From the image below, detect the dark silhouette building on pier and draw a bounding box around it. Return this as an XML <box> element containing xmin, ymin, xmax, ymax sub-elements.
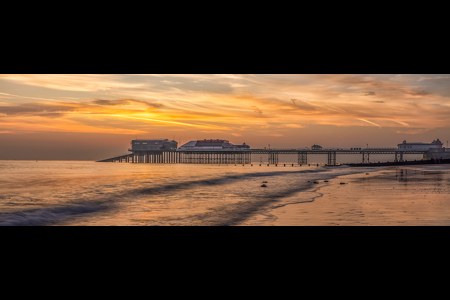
<box><xmin>130</xmin><ymin>139</ymin><xmax>178</xmax><ymax>151</ymax></box>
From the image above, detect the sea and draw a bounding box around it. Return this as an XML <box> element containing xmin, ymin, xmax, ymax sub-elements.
<box><xmin>0</xmin><ymin>160</ymin><xmax>383</xmax><ymax>226</ymax></box>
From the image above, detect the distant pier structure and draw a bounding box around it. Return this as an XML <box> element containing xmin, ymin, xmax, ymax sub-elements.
<box><xmin>97</xmin><ymin>138</ymin><xmax>448</xmax><ymax>165</ymax></box>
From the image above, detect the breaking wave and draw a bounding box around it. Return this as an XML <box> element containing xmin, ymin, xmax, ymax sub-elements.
<box><xmin>0</xmin><ymin>203</ymin><xmax>109</xmax><ymax>226</ymax></box>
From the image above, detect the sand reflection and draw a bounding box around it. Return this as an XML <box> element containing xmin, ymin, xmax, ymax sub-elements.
<box><xmin>248</xmin><ymin>166</ymin><xmax>450</xmax><ymax>226</ymax></box>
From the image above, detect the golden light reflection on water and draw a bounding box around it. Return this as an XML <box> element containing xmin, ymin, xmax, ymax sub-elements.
<box><xmin>257</xmin><ymin>166</ymin><xmax>450</xmax><ymax>226</ymax></box>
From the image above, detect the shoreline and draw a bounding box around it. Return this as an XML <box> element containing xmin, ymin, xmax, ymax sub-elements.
<box><xmin>242</xmin><ymin>165</ymin><xmax>450</xmax><ymax>226</ymax></box>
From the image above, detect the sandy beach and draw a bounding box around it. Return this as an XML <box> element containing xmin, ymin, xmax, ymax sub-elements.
<box><xmin>244</xmin><ymin>165</ymin><xmax>450</xmax><ymax>226</ymax></box>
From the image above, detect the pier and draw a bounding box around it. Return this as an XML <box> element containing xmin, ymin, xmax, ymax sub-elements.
<box><xmin>97</xmin><ymin>148</ymin><xmax>429</xmax><ymax>165</ymax></box>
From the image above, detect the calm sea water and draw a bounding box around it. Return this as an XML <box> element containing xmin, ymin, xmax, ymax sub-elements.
<box><xmin>0</xmin><ymin>160</ymin><xmax>381</xmax><ymax>226</ymax></box>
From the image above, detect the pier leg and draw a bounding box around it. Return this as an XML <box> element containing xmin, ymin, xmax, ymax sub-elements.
<box><xmin>298</xmin><ymin>152</ymin><xmax>307</xmax><ymax>164</ymax></box>
<box><xmin>362</xmin><ymin>152</ymin><xmax>370</xmax><ymax>163</ymax></box>
<box><xmin>268</xmin><ymin>152</ymin><xmax>278</xmax><ymax>164</ymax></box>
<box><xmin>327</xmin><ymin>152</ymin><xmax>336</xmax><ymax>165</ymax></box>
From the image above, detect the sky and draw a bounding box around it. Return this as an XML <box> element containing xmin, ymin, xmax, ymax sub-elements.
<box><xmin>1</xmin><ymin>74</ymin><xmax>450</xmax><ymax>160</ymax></box>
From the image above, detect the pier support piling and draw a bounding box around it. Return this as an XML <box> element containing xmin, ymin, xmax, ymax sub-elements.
<box><xmin>362</xmin><ymin>152</ymin><xmax>370</xmax><ymax>164</ymax></box>
<box><xmin>268</xmin><ymin>152</ymin><xmax>279</xmax><ymax>164</ymax></box>
<box><xmin>395</xmin><ymin>152</ymin><xmax>404</xmax><ymax>162</ymax></box>
<box><xmin>298</xmin><ymin>152</ymin><xmax>307</xmax><ymax>164</ymax></box>
<box><xmin>327</xmin><ymin>151</ymin><xmax>337</xmax><ymax>165</ymax></box>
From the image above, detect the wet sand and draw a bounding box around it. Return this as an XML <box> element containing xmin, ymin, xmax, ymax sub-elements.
<box><xmin>245</xmin><ymin>166</ymin><xmax>450</xmax><ymax>226</ymax></box>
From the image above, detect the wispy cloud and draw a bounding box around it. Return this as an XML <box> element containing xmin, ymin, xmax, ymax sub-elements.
<box><xmin>358</xmin><ymin>118</ymin><xmax>382</xmax><ymax>128</ymax></box>
<box><xmin>1</xmin><ymin>74</ymin><xmax>450</xmax><ymax>138</ymax></box>
<box><xmin>251</xmin><ymin>106</ymin><xmax>263</xmax><ymax>114</ymax></box>
<box><xmin>0</xmin><ymin>74</ymin><xmax>146</xmax><ymax>92</ymax></box>
<box><xmin>91</xmin><ymin>98</ymin><xmax>163</xmax><ymax>108</ymax></box>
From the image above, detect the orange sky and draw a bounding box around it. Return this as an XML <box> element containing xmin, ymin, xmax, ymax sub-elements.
<box><xmin>1</xmin><ymin>74</ymin><xmax>450</xmax><ymax>160</ymax></box>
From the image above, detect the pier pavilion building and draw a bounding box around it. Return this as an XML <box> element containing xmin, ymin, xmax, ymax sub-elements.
<box><xmin>179</xmin><ymin>139</ymin><xmax>250</xmax><ymax>150</ymax></box>
<box><xmin>398</xmin><ymin>139</ymin><xmax>443</xmax><ymax>150</ymax></box>
<box><xmin>130</xmin><ymin>139</ymin><xmax>178</xmax><ymax>151</ymax></box>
